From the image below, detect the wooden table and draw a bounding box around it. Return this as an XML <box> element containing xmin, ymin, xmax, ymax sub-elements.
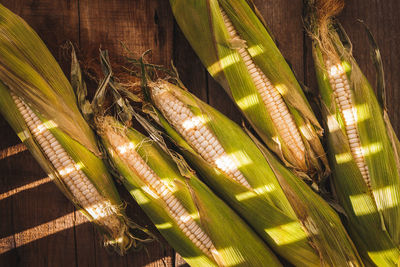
<box><xmin>0</xmin><ymin>0</ymin><xmax>399</xmax><ymax>266</ymax></box>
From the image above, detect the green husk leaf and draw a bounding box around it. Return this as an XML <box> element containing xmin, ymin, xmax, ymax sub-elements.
<box><xmin>97</xmin><ymin>115</ymin><xmax>282</xmax><ymax>267</ymax></box>
<box><xmin>247</xmin><ymin>127</ymin><xmax>363</xmax><ymax>266</ymax></box>
<box><xmin>143</xmin><ymin>79</ymin><xmax>362</xmax><ymax>266</ymax></box>
<box><xmin>0</xmin><ymin>4</ymin><xmax>99</xmax><ymax>155</ymax></box>
<box><xmin>169</xmin><ymin>0</ymin><xmax>329</xmax><ymax>179</ymax></box>
<box><xmin>0</xmin><ymin>6</ymin><xmax>153</xmax><ymax>252</ymax></box>
<box><xmin>93</xmin><ymin>54</ymin><xmax>282</xmax><ymax>267</ymax></box>
<box><xmin>0</xmin><ymin>82</ymin><xmax>141</xmax><ymax>254</ymax></box>
<box><xmin>307</xmin><ymin>0</ymin><xmax>400</xmax><ymax>264</ymax></box>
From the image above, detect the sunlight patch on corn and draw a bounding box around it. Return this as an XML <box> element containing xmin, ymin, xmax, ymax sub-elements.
<box><xmin>130</xmin><ymin>189</ymin><xmax>151</xmax><ymax>205</ymax></box>
<box><xmin>189</xmin><ymin>212</ymin><xmax>200</xmax><ymax>220</ymax></box>
<box><xmin>298</xmin><ymin>125</ymin><xmax>314</xmax><ymax>141</ymax></box>
<box><xmin>182</xmin><ymin>116</ymin><xmax>203</xmax><ymax>131</ymax></box>
<box><xmin>254</xmin><ymin>184</ymin><xmax>276</xmax><ymax>194</ymax></box>
<box><xmin>335</xmin><ymin>152</ymin><xmax>353</xmax><ymax>164</ymax></box>
<box><xmin>85</xmin><ymin>201</ymin><xmax>113</xmax><ymax>220</ymax></box>
<box><xmin>235</xmin><ymin>191</ymin><xmax>256</xmax><ymax>201</ymax></box>
<box><xmin>218</xmin><ymin>246</ymin><xmax>246</xmax><ymax>266</ymax></box>
<box><xmin>116</xmin><ymin>142</ymin><xmax>135</xmax><ymax>155</ymax></box>
<box><xmin>236</xmin><ymin>93</ymin><xmax>259</xmax><ymax>110</ymax></box>
<box><xmin>355</xmin><ymin>103</ymin><xmax>371</xmax><ymax>123</ymax></box>
<box><xmin>208</xmin><ymin>52</ymin><xmax>240</xmax><ymax>76</ymax></box>
<box><xmin>373</xmin><ymin>186</ymin><xmax>399</xmax><ymax>209</ymax></box>
<box><xmin>367</xmin><ymin>248</ymin><xmax>399</xmax><ymax>261</ymax></box>
<box><xmin>349</xmin><ymin>193</ymin><xmax>377</xmax><ymax>216</ymax></box>
<box><xmin>215</xmin><ymin>155</ymin><xmax>237</xmax><ymax>173</ymax></box>
<box><xmin>363</xmin><ymin>142</ymin><xmax>383</xmax><ymax>157</ymax></box>
<box><xmin>247</xmin><ymin>45</ymin><xmax>265</xmax><ymax>58</ymax></box>
<box><xmin>329</xmin><ymin>63</ymin><xmax>346</xmax><ymax>77</ymax></box>
<box><xmin>274</xmin><ymin>84</ymin><xmax>289</xmax><ymax>97</ymax></box>
<box><xmin>265</xmin><ymin>221</ymin><xmax>308</xmax><ymax>246</ymax></box>
<box><xmin>235</xmin><ymin>184</ymin><xmax>276</xmax><ymax>201</ymax></box>
<box><xmin>140</xmin><ymin>185</ymin><xmax>160</xmax><ymax>200</ymax></box>
<box><xmin>326</xmin><ymin>114</ymin><xmax>341</xmax><ymax>132</ymax></box>
<box><xmin>59</xmin><ymin>162</ymin><xmax>83</xmax><ymax>176</ymax></box>
<box><xmin>155</xmin><ymin>222</ymin><xmax>173</xmax><ymax>230</ymax></box>
<box><xmin>32</xmin><ymin>119</ymin><xmax>57</xmax><ymax>135</ymax></box>
<box><xmin>17</xmin><ymin>129</ymin><xmax>30</xmax><ymax>142</ymax></box>
<box><xmin>228</xmin><ymin>150</ymin><xmax>253</xmax><ymax>168</ymax></box>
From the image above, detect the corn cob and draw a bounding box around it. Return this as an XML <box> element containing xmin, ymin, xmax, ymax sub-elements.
<box><xmin>12</xmin><ymin>94</ymin><xmax>119</xmax><ymax>228</ymax></box>
<box><xmin>0</xmin><ymin>4</ymin><xmax>144</xmax><ymax>253</ymax></box>
<box><xmin>152</xmin><ymin>87</ymin><xmax>251</xmax><ymax>190</ymax></box>
<box><xmin>143</xmin><ymin>79</ymin><xmax>362</xmax><ymax>266</ymax></box>
<box><xmin>306</xmin><ymin>0</ymin><xmax>400</xmax><ymax>265</ymax></box>
<box><xmin>96</xmin><ymin>115</ymin><xmax>282</xmax><ymax>267</ymax></box>
<box><xmin>324</xmin><ymin>60</ymin><xmax>372</xmax><ymax>185</ymax></box>
<box><xmin>169</xmin><ymin>0</ymin><xmax>329</xmax><ymax>181</ymax></box>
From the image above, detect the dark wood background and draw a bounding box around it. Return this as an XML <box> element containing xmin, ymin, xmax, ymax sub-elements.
<box><xmin>0</xmin><ymin>0</ymin><xmax>398</xmax><ymax>266</ymax></box>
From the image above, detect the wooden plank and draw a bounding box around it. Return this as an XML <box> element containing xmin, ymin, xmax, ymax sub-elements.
<box><xmin>79</xmin><ymin>0</ymin><xmax>173</xmax><ymax>66</ymax></box>
<box><xmin>1</xmin><ymin>0</ymin><xmax>399</xmax><ymax>266</ymax></box>
<box><xmin>78</xmin><ymin>1</ymin><xmax>175</xmax><ymax>266</ymax></box>
<box><xmin>338</xmin><ymin>0</ymin><xmax>400</xmax><ymax>132</ymax></box>
<box><xmin>1</xmin><ymin>0</ymin><xmax>80</xmax><ymax>73</ymax></box>
<box><xmin>0</xmin><ymin>0</ymin><xmax>79</xmax><ymax>266</ymax></box>
<box><xmin>254</xmin><ymin>0</ymin><xmax>305</xmax><ymax>79</ymax></box>
<box><xmin>172</xmin><ymin>21</ymin><xmax>208</xmax><ymax>102</ymax></box>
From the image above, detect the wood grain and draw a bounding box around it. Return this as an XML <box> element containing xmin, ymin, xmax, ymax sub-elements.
<box><xmin>79</xmin><ymin>0</ymin><xmax>173</xmax><ymax>66</ymax></box>
<box><xmin>339</xmin><ymin>0</ymin><xmax>400</xmax><ymax>132</ymax></box>
<box><xmin>0</xmin><ymin>0</ymin><xmax>399</xmax><ymax>266</ymax></box>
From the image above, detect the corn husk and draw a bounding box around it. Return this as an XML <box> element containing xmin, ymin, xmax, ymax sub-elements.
<box><xmin>0</xmin><ymin>4</ymin><xmax>149</xmax><ymax>253</ymax></box>
<box><xmin>89</xmin><ymin>53</ymin><xmax>282</xmax><ymax>266</ymax></box>
<box><xmin>96</xmin><ymin>116</ymin><xmax>282</xmax><ymax>267</ymax></box>
<box><xmin>305</xmin><ymin>0</ymin><xmax>400</xmax><ymax>265</ymax></box>
<box><xmin>169</xmin><ymin>0</ymin><xmax>329</xmax><ymax>181</ymax></box>
<box><xmin>142</xmin><ymin>79</ymin><xmax>362</xmax><ymax>266</ymax></box>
